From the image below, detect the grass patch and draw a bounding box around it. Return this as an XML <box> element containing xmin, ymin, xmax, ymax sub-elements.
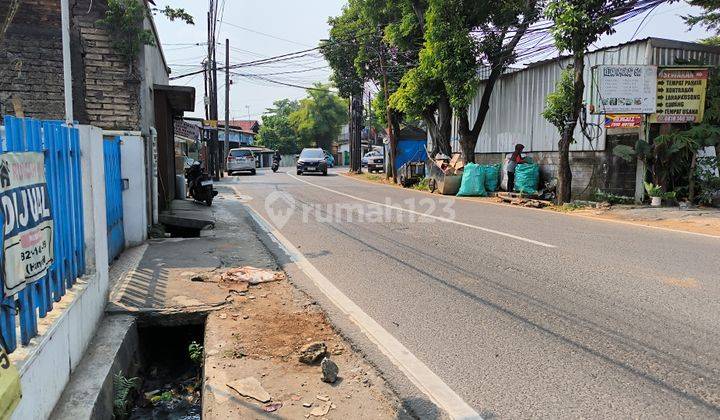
<box><xmin>411</xmin><ymin>178</ymin><xmax>431</xmax><ymax>191</ymax></box>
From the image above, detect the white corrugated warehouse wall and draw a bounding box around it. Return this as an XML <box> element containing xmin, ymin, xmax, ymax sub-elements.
<box><xmin>448</xmin><ymin>38</ymin><xmax>720</xmax><ymax>156</ymax></box>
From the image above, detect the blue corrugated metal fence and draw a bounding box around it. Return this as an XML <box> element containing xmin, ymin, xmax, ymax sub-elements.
<box><xmin>104</xmin><ymin>137</ymin><xmax>124</xmax><ymax>262</ymax></box>
<box><xmin>0</xmin><ymin>116</ymin><xmax>85</xmax><ymax>353</ymax></box>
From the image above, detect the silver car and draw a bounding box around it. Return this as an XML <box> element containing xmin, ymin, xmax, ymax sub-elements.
<box><xmin>226</xmin><ymin>148</ymin><xmax>256</xmax><ymax>175</ymax></box>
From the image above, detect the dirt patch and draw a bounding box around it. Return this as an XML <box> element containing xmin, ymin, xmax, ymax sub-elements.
<box><xmin>203</xmin><ymin>276</ymin><xmax>403</xmax><ymax>419</ymax></box>
<box><xmin>566</xmin><ymin>207</ymin><xmax>720</xmax><ymax>237</ymax></box>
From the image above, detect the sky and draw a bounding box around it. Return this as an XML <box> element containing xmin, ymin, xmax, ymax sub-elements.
<box><xmin>152</xmin><ymin>1</ymin><xmax>714</xmax><ymax>121</ymax></box>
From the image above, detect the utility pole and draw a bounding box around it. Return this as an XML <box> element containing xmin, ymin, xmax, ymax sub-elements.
<box><xmin>206</xmin><ymin>10</ymin><xmax>215</xmax><ymax>177</ymax></box>
<box><xmin>224</xmin><ymin>38</ymin><xmax>230</xmax><ymax>169</ymax></box>
<box><xmin>207</xmin><ymin>0</ymin><xmax>220</xmax><ymax>180</ymax></box>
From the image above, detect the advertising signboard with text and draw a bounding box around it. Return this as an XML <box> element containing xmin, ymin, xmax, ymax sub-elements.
<box><xmin>0</xmin><ymin>152</ymin><xmax>53</xmax><ymax>297</ymax></box>
<box><xmin>594</xmin><ymin>65</ymin><xmax>657</xmax><ymax>114</ymax></box>
<box><xmin>650</xmin><ymin>67</ymin><xmax>708</xmax><ymax>123</ymax></box>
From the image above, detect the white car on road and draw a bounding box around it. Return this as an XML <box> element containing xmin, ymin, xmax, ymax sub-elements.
<box><xmin>226</xmin><ymin>148</ymin><xmax>256</xmax><ymax>175</ymax></box>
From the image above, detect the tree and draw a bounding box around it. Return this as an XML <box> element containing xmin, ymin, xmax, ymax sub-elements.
<box><xmin>97</xmin><ymin>0</ymin><xmax>193</xmax><ymax>74</ymax></box>
<box><xmin>323</xmin><ymin>0</ymin><xmax>435</xmax><ymax>180</ymax></box>
<box><xmin>256</xmin><ymin>99</ymin><xmax>301</xmax><ymax>154</ymax></box>
<box><xmin>422</xmin><ymin>0</ymin><xmax>541</xmax><ymax>163</ymax></box>
<box><xmin>681</xmin><ymin>0</ymin><xmax>720</xmax><ymax>33</ymax></box>
<box><xmin>289</xmin><ymin>85</ymin><xmax>348</xmax><ymax>151</ymax></box>
<box><xmin>542</xmin><ymin>69</ymin><xmax>576</xmax><ymax>134</ymax></box>
<box><xmin>388</xmin><ymin>0</ymin><xmax>454</xmax><ymax>158</ymax></box>
<box><xmin>545</xmin><ymin>0</ymin><xmax>637</xmax><ymax>203</ymax></box>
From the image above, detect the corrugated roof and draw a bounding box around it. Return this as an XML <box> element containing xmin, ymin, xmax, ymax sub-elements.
<box><xmin>220</xmin><ymin>120</ymin><xmax>260</xmax><ymax>133</ymax></box>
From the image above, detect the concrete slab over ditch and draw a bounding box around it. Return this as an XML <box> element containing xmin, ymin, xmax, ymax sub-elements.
<box><xmin>159</xmin><ymin>199</ymin><xmax>216</xmax><ymax>230</ymax></box>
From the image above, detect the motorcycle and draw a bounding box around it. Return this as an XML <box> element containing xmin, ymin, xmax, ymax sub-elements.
<box><xmin>271</xmin><ymin>155</ymin><xmax>280</xmax><ymax>173</ymax></box>
<box><xmin>185</xmin><ymin>161</ymin><xmax>218</xmax><ymax>206</ymax></box>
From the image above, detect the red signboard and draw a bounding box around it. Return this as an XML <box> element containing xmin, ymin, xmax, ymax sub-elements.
<box><xmin>605</xmin><ymin>114</ymin><xmax>642</xmax><ymax>128</ymax></box>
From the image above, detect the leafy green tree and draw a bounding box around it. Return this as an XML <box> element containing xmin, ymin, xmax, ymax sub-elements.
<box><xmin>98</xmin><ymin>0</ymin><xmax>192</xmax><ymax>74</ymax></box>
<box><xmin>545</xmin><ymin>0</ymin><xmax>637</xmax><ymax>203</ymax></box>
<box><xmin>322</xmin><ymin>0</ymin><xmax>409</xmax><ymax>179</ymax></box>
<box><xmin>256</xmin><ymin>99</ymin><xmax>301</xmax><ymax>154</ymax></box>
<box><xmin>542</xmin><ymin>69</ymin><xmax>576</xmax><ymax>133</ymax></box>
<box><xmin>388</xmin><ymin>0</ymin><xmax>454</xmax><ymax>158</ymax></box>
<box><xmin>682</xmin><ymin>0</ymin><xmax>720</xmax><ymax>33</ymax></box>
<box><xmin>421</xmin><ymin>0</ymin><xmax>541</xmax><ymax>163</ymax></box>
<box><xmin>289</xmin><ymin>84</ymin><xmax>348</xmax><ymax>151</ymax></box>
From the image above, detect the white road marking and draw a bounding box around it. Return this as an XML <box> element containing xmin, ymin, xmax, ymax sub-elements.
<box><xmin>341</xmin><ymin>171</ymin><xmax>720</xmax><ymax>241</ymax></box>
<box><xmin>287</xmin><ymin>172</ymin><xmax>556</xmax><ymax>248</ymax></box>
<box><xmin>243</xmin><ymin>202</ymin><xmax>482</xmax><ymax>420</ymax></box>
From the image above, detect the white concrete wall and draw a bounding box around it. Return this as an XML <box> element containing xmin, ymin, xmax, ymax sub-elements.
<box><xmin>12</xmin><ymin>125</ymin><xmax>109</xmax><ymax>420</ymax></box>
<box><xmin>119</xmin><ymin>135</ymin><xmax>148</xmax><ymax>247</ymax></box>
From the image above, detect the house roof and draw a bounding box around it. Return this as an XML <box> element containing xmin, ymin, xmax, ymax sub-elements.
<box><xmin>220</xmin><ymin>120</ymin><xmax>260</xmax><ymax>133</ymax></box>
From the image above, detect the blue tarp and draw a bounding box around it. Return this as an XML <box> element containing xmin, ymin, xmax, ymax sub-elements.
<box><xmin>395</xmin><ymin>139</ymin><xmax>427</xmax><ymax>170</ymax></box>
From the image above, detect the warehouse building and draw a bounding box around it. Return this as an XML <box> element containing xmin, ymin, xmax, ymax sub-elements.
<box><xmin>444</xmin><ymin>38</ymin><xmax>720</xmax><ymax>198</ymax></box>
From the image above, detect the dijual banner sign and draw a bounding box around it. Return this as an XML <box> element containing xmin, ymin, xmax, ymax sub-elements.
<box><xmin>0</xmin><ymin>152</ymin><xmax>53</xmax><ymax>297</ymax></box>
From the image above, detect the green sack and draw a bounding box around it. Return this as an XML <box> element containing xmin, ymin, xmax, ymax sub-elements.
<box><xmin>514</xmin><ymin>163</ymin><xmax>540</xmax><ymax>195</ymax></box>
<box><xmin>456</xmin><ymin>163</ymin><xmax>487</xmax><ymax>197</ymax></box>
<box><xmin>483</xmin><ymin>164</ymin><xmax>501</xmax><ymax>192</ymax></box>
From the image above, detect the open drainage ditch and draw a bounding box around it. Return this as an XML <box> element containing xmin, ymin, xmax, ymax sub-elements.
<box><xmin>120</xmin><ymin>318</ymin><xmax>206</xmax><ymax>420</ymax></box>
<box><xmin>164</xmin><ymin>225</ymin><xmax>202</xmax><ymax>238</ymax></box>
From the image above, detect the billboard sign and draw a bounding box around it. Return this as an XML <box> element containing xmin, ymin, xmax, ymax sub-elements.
<box><xmin>595</xmin><ymin>65</ymin><xmax>657</xmax><ymax>114</ymax></box>
<box><xmin>0</xmin><ymin>152</ymin><xmax>53</xmax><ymax>297</ymax></box>
<box><xmin>651</xmin><ymin>67</ymin><xmax>708</xmax><ymax>123</ymax></box>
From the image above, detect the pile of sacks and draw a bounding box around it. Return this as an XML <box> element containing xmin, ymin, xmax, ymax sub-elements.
<box><xmin>456</xmin><ymin>163</ymin><xmax>502</xmax><ymax>197</ymax></box>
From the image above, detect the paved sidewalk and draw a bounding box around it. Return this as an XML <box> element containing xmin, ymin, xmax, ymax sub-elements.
<box><xmin>107</xmin><ymin>186</ymin><xmax>405</xmax><ymax>418</ymax></box>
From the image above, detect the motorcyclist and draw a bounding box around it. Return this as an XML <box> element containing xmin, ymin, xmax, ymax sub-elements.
<box><xmin>273</xmin><ymin>150</ymin><xmax>281</xmax><ymax>163</ymax></box>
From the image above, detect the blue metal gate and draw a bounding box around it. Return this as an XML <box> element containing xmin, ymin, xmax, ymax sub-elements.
<box><xmin>104</xmin><ymin>137</ymin><xmax>124</xmax><ymax>262</ymax></box>
<box><xmin>0</xmin><ymin>116</ymin><xmax>85</xmax><ymax>352</ymax></box>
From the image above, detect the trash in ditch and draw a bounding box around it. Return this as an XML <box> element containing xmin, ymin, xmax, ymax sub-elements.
<box><xmin>220</xmin><ymin>266</ymin><xmax>285</xmax><ymax>286</ymax></box>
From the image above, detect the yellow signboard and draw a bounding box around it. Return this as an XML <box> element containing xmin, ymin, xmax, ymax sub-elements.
<box><xmin>651</xmin><ymin>68</ymin><xmax>708</xmax><ymax>123</ymax></box>
<box><xmin>202</xmin><ymin>120</ymin><xmax>218</xmax><ymax>129</ymax></box>
<box><xmin>0</xmin><ymin>346</ymin><xmax>21</xmax><ymax>418</ymax></box>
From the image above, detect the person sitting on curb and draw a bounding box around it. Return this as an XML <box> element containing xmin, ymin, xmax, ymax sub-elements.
<box><xmin>506</xmin><ymin>143</ymin><xmax>528</xmax><ymax>192</ymax></box>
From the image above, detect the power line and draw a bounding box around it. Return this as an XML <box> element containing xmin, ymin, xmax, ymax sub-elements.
<box><xmin>218</xmin><ymin>20</ymin><xmax>314</xmax><ymax>48</ymax></box>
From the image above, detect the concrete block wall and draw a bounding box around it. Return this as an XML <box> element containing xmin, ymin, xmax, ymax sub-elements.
<box><xmin>0</xmin><ymin>0</ymin><xmax>65</xmax><ymax>119</ymax></box>
<box><xmin>0</xmin><ymin>0</ymin><xmax>141</xmax><ymax>130</ymax></box>
<box><xmin>474</xmin><ymin>151</ymin><xmax>613</xmax><ymax>198</ymax></box>
<box><xmin>72</xmin><ymin>0</ymin><xmax>141</xmax><ymax>130</ymax></box>
<box><xmin>11</xmin><ymin>125</ymin><xmax>110</xmax><ymax>420</ymax></box>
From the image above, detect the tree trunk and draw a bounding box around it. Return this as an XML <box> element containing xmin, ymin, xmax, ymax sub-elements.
<box><xmin>458</xmin><ymin>110</ymin><xmax>476</xmax><ymax>164</ymax></box>
<box><xmin>388</xmin><ymin>110</ymin><xmax>400</xmax><ymax>183</ymax></box>
<box><xmin>557</xmin><ymin>55</ymin><xmax>585</xmax><ymax>204</ymax></box>
<box><xmin>688</xmin><ymin>151</ymin><xmax>698</xmax><ymax>202</ymax></box>
<box><xmin>350</xmin><ymin>93</ymin><xmax>363</xmax><ymax>174</ymax></box>
<box><xmin>423</xmin><ymin>93</ymin><xmax>453</xmax><ymax>158</ymax></box>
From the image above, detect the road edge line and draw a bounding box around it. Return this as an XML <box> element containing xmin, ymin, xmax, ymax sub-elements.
<box><xmin>242</xmin><ymin>202</ymin><xmax>482</xmax><ymax>420</ymax></box>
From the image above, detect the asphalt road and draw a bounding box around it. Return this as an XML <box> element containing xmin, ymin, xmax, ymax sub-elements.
<box><xmin>222</xmin><ymin>167</ymin><xmax>720</xmax><ymax>418</ymax></box>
